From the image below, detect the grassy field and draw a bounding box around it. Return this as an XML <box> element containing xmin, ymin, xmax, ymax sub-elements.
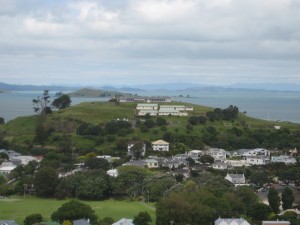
<box><xmin>0</xmin><ymin>196</ymin><xmax>156</xmax><ymax>225</ymax></box>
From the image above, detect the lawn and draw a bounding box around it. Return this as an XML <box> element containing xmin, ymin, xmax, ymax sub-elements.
<box><xmin>0</xmin><ymin>196</ymin><xmax>156</xmax><ymax>225</ymax></box>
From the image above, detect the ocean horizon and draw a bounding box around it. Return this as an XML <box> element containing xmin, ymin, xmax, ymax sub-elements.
<box><xmin>0</xmin><ymin>90</ymin><xmax>300</xmax><ymax>124</ymax></box>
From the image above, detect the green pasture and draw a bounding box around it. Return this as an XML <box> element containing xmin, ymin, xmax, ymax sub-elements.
<box><xmin>0</xmin><ymin>196</ymin><xmax>156</xmax><ymax>225</ymax></box>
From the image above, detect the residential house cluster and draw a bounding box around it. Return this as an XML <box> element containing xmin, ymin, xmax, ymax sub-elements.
<box><xmin>0</xmin><ymin>149</ymin><xmax>41</xmax><ymax>176</ymax></box>
<box><xmin>136</xmin><ymin>103</ymin><xmax>193</xmax><ymax>117</ymax></box>
<box><xmin>215</xmin><ymin>218</ymin><xmax>290</xmax><ymax>225</ymax></box>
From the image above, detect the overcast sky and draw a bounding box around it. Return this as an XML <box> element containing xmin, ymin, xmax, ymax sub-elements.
<box><xmin>0</xmin><ymin>0</ymin><xmax>300</xmax><ymax>86</ymax></box>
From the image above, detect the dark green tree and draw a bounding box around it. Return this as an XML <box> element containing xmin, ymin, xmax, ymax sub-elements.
<box><xmin>188</xmin><ymin>116</ymin><xmax>198</xmax><ymax>125</ymax></box>
<box><xmin>84</xmin><ymin>158</ymin><xmax>110</xmax><ymax>170</ymax></box>
<box><xmin>156</xmin><ymin>117</ymin><xmax>167</xmax><ymax>126</ymax></box>
<box><xmin>52</xmin><ymin>95</ymin><xmax>71</xmax><ymax>109</ymax></box>
<box><xmin>249</xmin><ymin>171</ymin><xmax>269</xmax><ymax>187</ymax></box>
<box><xmin>34</xmin><ymin>167</ymin><xmax>59</xmax><ymax>197</ymax></box>
<box><xmin>248</xmin><ymin>203</ymin><xmax>271</xmax><ymax>221</ymax></box>
<box><xmin>282</xmin><ymin>187</ymin><xmax>294</xmax><ymax>210</ymax></box>
<box><xmin>268</xmin><ymin>188</ymin><xmax>280</xmax><ymax>213</ymax></box>
<box><xmin>0</xmin><ymin>117</ymin><xmax>4</xmax><ymax>125</ymax></box>
<box><xmin>133</xmin><ymin>211</ymin><xmax>152</xmax><ymax>225</ymax></box>
<box><xmin>24</xmin><ymin>214</ymin><xmax>43</xmax><ymax>225</ymax></box>
<box><xmin>51</xmin><ymin>200</ymin><xmax>97</xmax><ymax>223</ymax></box>
<box><xmin>200</xmin><ymin>155</ymin><xmax>215</xmax><ymax>164</ymax></box>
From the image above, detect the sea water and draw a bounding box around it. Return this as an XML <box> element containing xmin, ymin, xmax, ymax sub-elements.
<box><xmin>0</xmin><ymin>91</ymin><xmax>299</xmax><ymax>123</ymax></box>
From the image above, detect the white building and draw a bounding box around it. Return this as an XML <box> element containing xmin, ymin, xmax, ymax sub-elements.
<box><xmin>158</xmin><ymin>108</ymin><xmax>188</xmax><ymax>116</ymax></box>
<box><xmin>136</xmin><ymin>103</ymin><xmax>158</xmax><ymax>110</ymax></box>
<box><xmin>207</xmin><ymin>148</ymin><xmax>227</xmax><ymax>162</ymax></box>
<box><xmin>137</xmin><ymin>110</ymin><xmax>158</xmax><ymax>116</ymax></box>
<box><xmin>271</xmin><ymin>155</ymin><xmax>297</xmax><ymax>164</ymax></box>
<box><xmin>213</xmin><ymin>162</ymin><xmax>231</xmax><ymax>170</ymax></box>
<box><xmin>107</xmin><ymin>169</ymin><xmax>118</xmax><ymax>177</ymax></box>
<box><xmin>144</xmin><ymin>159</ymin><xmax>159</xmax><ymax>168</ymax></box>
<box><xmin>225</xmin><ymin>173</ymin><xmax>246</xmax><ymax>186</ymax></box>
<box><xmin>0</xmin><ymin>165</ymin><xmax>16</xmax><ymax>175</ymax></box>
<box><xmin>152</xmin><ymin>140</ymin><xmax>169</xmax><ymax>151</ymax></box>
<box><xmin>224</xmin><ymin>159</ymin><xmax>250</xmax><ymax>167</ymax></box>
<box><xmin>246</xmin><ymin>156</ymin><xmax>269</xmax><ymax>165</ymax></box>
<box><xmin>12</xmin><ymin>156</ymin><xmax>38</xmax><ymax>166</ymax></box>
<box><xmin>188</xmin><ymin>150</ymin><xmax>203</xmax><ymax>164</ymax></box>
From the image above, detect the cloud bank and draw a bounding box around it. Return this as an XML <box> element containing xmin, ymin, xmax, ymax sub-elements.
<box><xmin>0</xmin><ymin>0</ymin><xmax>299</xmax><ymax>85</ymax></box>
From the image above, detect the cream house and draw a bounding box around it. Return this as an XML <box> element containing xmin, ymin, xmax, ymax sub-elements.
<box><xmin>151</xmin><ymin>140</ymin><xmax>169</xmax><ymax>151</ymax></box>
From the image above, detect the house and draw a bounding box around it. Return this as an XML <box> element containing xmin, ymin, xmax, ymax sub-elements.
<box><xmin>0</xmin><ymin>165</ymin><xmax>16</xmax><ymax>175</ymax></box>
<box><xmin>246</xmin><ymin>156</ymin><xmax>269</xmax><ymax>165</ymax></box>
<box><xmin>262</xmin><ymin>221</ymin><xmax>290</xmax><ymax>225</ymax></box>
<box><xmin>144</xmin><ymin>159</ymin><xmax>159</xmax><ymax>168</ymax></box>
<box><xmin>271</xmin><ymin>155</ymin><xmax>297</xmax><ymax>164</ymax></box>
<box><xmin>207</xmin><ymin>148</ymin><xmax>227</xmax><ymax>162</ymax></box>
<box><xmin>215</xmin><ymin>218</ymin><xmax>250</xmax><ymax>225</ymax></box>
<box><xmin>136</xmin><ymin>103</ymin><xmax>158</xmax><ymax>110</ymax></box>
<box><xmin>225</xmin><ymin>173</ymin><xmax>246</xmax><ymax>186</ymax></box>
<box><xmin>189</xmin><ymin>150</ymin><xmax>203</xmax><ymax>164</ymax></box>
<box><xmin>118</xmin><ymin>96</ymin><xmax>171</xmax><ymax>103</ymax></box>
<box><xmin>152</xmin><ymin>140</ymin><xmax>169</xmax><ymax>151</ymax></box>
<box><xmin>112</xmin><ymin>218</ymin><xmax>134</xmax><ymax>225</ymax></box>
<box><xmin>0</xmin><ymin>221</ymin><xmax>19</xmax><ymax>225</ymax></box>
<box><xmin>224</xmin><ymin>159</ymin><xmax>250</xmax><ymax>167</ymax></box>
<box><xmin>123</xmin><ymin>160</ymin><xmax>146</xmax><ymax>167</ymax></box>
<box><xmin>127</xmin><ymin>141</ymin><xmax>146</xmax><ymax>157</ymax></box>
<box><xmin>238</xmin><ymin>148</ymin><xmax>270</xmax><ymax>158</ymax></box>
<box><xmin>213</xmin><ymin>162</ymin><xmax>231</xmax><ymax>170</ymax></box>
<box><xmin>173</xmin><ymin>154</ymin><xmax>189</xmax><ymax>161</ymax></box>
<box><xmin>11</xmin><ymin>156</ymin><xmax>38</xmax><ymax>166</ymax></box>
<box><xmin>107</xmin><ymin>169</ymin><xmax>119</xmax><ymax>177</ymax></box>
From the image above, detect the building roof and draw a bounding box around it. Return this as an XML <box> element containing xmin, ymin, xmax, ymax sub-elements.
<box><xmin>262</xmin><ymin>221</ymin><xmax>290</xmax><ymax>225</ymax></box>
<box><xmin>0</xmin><ymin>166</ymin><xmax>16</xmax><ymax>171</ymax></box>
<box><xmin>215</xmin><ymin>218</ymin><xmax>250</xmax><ymax>225</ymax></box>
<box><xmin>137</xmin><ymin>104</ymin><xmax>158</xmax><ymax>107</ymax></box>
<box><xmin>159</xmin><ymin>109</ymin><xmax>180</xmax><ymax>113</ymax></box>
<box><xmin>152</xmin><ymin>140</ymin><xmax>169</xmax><ymax>145</ymax></box>
<box><xmin>0</xmin><ymin>221</ymin><xmax>19</xmax><ymax>225</ymax></box>
<box><xmin>227</xmin><ymin>174</ymin><xmax>244</xmax><ymax>179</ymax></box>
<box><xmin>112</xmin><ymin>219</ymin><xmax>134</xmax><ymax>225</ymax></box>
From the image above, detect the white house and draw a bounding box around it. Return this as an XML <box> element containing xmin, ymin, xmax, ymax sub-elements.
<box><xmin>224</xmin><ymin>159</ymin><xmax>250</xmax><ymax>167</ymax></box>
<box><xmin>12</xmin><ymin>156</ymin><xmax>38</xmax><ymax>166</ymax></box>
<box><xmin>246</xmin><ymin>156</ymin><xmax>269</xmax><ymax>165</ymax></box>
<box><xmin>144</xmin><ymin>159</ymin><xmax>159</xmax><ymax>168</ymax></box>
<box><xmin>215</xmin><ymin>218</ymin><xmax>250</xmax><ymax>225</ymax></box>
<box><xmin>225</xmin><ymin>173</ymin><xmax>246</xmax><ymax>186</ymax></box>
<box><xmin>271</xmin><ymin>155</ymin><xmax>297</xmax><ymax>164</ymax></box>
<box><xmin>152</xmin><ymin>140</ymin><xmax>169</xmax><ymax>151</ymax></box>
<box><xmin>207</xmin><ymin>148</ymin><xmax>227</xmax><ymax>162</ymax></box>
<box><xmin>188</xmin><ymin>150</ymin><xmax>203</xmax><ymax>164</ymax></box>
<box><xmin>112</xmin><ymin>219</ymin><xmax>134</xmax><ymax>225</ymax></box>
<box><xmin>213</xmin><ymin>162</ymin><xmax>231</xmax><ymax>170</ymax></box>
<box><xmin>238</xmin><ymin>148</ymin><xmax>270</xmax><ymax>158</ymax></box>
<box><xmin>0</xmin><ymin>165</ymin><xmax>16</xmax><ymax>175</ymax></box>
<box><xmin>107</xmin><ymin>169</ymin><xmax>119</xmax><ymax>177</ymax></box>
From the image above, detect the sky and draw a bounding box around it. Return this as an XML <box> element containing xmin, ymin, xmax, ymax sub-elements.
<box><xmin>0</xmin><ymin>0</ymin><xmax>300</xmax><ymax>86</ymax></box>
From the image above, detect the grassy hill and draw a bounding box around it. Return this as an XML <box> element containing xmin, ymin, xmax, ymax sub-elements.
<box><xmin>1</xmin><ymin>101</ymin><xmax>300</xmax><ymax>153</ymax></box>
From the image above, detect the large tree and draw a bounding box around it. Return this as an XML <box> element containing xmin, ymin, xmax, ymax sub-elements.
<box><xmin>268</xmin><ymin>188</ymin><xmax>280</xmax><ymax>213</ymax></box>
<box><xmin>34</xmin><ymin>167</ymin><xmax>59</xmax><ymax>197</ymax></box>
<box><xmin>52</xmin><ymin>95</ymin><xmax>71</xmax><ymax>109</ymax></box>
<box><xmin>32</xmin><ymin>90</ymin><xmax>52</xmax><ymax>115</ymax></box>
<box><xmin>51</xmin><ymin>200</ymin><xmax>97</xmax><ymax>223</ymax></box>
<box><xmin>133</xmin><ymin>212</ymin><xmax>152</xmax><ymax>225</ymax></box>
<box><xmin>24</xmin><ymin>214</ymin><xmax>43</xmax><ymax>225</ymax></box>
<box><xmin>282</xmin><ymin>187</ymin><xmax>294</xmax><ymax>210</ymax></box>
<box><xmin>84</xmin><ymin>158</ymin><xmax>110</xmax><ymax>170</ymax></box>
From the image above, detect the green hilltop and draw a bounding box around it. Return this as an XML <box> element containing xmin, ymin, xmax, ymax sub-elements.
<box><xmin>1</xmin><ymin>101</ymin><xmax>300</xmax><ymax>153</ymax></box>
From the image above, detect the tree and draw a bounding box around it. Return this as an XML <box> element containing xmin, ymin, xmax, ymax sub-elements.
<box><xmin>249</xmin><ymin>171</ymin><xmax>269</xmax><ymax>187</ymax></box>
<box><xmin>156</xmin><ymin>117</ymin><xmax>167</xmax><ymax>126</ymax></box>
<box><xmin>52</xmin><ymin>95</ymin><xmax>71</xmax><ymax>109</ymax></box>
<box><xmin>34</xmin><ymin>167</ymin><xmax>59</xmax><ymax>197</ymax></box>
<box><xmin>99</xmin><ymin>217</ymin><xmax>114</xmax><ymax>225</ymax></box>
<box><xmin>133</xmin><ymin>212</ymin><xmax>152</xmax><ymax>225</ymax></box>
<box><xmin>268</xmin><ymin>188</ymin><xmax>280</xmax><ymax>213</ymax></box>
<box><xmin>0</xmin><ymin>117</ymin><xmax>4</xmax><ymax>125</ymax></box>
<box><xmin>84</xmin><ymin>158</ymin><xmax>110</xmax><ymax>170</ymax></box>
<box><xmin>32</xmin><ymin>90</ymin><xmax>51</xmax><ymax>115</ymax></box>
<box><xmin>200</xmin><ymin>155</ymin><xmax>214</xmax><ymax>164</ymax></box>
<box><xmin>51</xmin><ymin>200</ymin><xmax>97</xmax><ymax>223</ymax></box>
<box><xmin>248</xmin><ymin>203</ymin><xmax>271</xmax><ymax>221</ymax></box>
<box><xmin>129</xmin><ymin>142</ymin><xmax>145</xmax><ymax>159</ymax></box>
<box><xmin>24</xmin><ymin>214</ymin><xmax>43</xmax><ymax>225</ymax></box>
<box><xmin>282</xmin><ymin>187</ymin><xmax>294</xmax><ymax>210</ymax></box>
<box><xmin>188</xmin><ymin>116</ymin><xmax>198</xmax><ymax>125</ymax></box>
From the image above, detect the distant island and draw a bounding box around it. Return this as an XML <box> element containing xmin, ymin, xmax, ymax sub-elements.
<box><xmin>0</xmin><ymin>89</ymin><xmax>9</xmax><ymax>93</ymax></box>
<box><xmin>68</xmin><ymin>88</ymin><xmax>138</xmax><ymax>98</ymax></box>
